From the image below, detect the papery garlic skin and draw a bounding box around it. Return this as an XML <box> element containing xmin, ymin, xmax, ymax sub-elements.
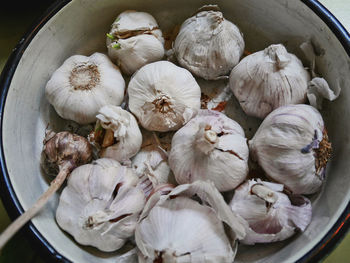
<box><xmin>95</xmin><ymin>105</ymin><xmax>142</xmax><ymax>162</ymax></box>
<box><xmin>107</xmin><ymin>10</ymin><xmax>164</xmax><ymax>75</ymax></box>
<box><xmin>135</xmin><ymin>181</ymin><xmax>246</xmax><ymax>263</ymax></box>
<box><xmin>56</xmin><ymin>158</ymin><xmax>145</xmax><ymax>252</ymax></box>
<box><xmin>132</xmin><ymin>144</ymin><xmax>173</xmax><ymax>196</ymax></box>
<box><xmin>45</xmin><ymin>52</ymin><xmax>125</xmax><ymax>124</ymax></box>
<box><xmin>229</xmin><ymin>179</ymin><xmax>312</xmax><ymax>244</ymax></box>
<box><xmin>174</xmin><ymin>6</ymin><xmax>244</xmax><ymax>80</ymax></box>
<box><xmin>249</xmin><ymin>104</ymin><xmax>331</xmax><ymax>194</ymax></box>
<box><xmin>128</xmin><ymin>61</ymin><xmax>201</xmax><ymax>132</ymax></box>
<box><xmin>132</xmin><ymin>130</ymin><xmax>175</xmax><ymax>197</ymax></box>
<box><xmin>169</xmin><ymin>109</ymin><xmax>249</xmax><ymax>192</ymax></box>
<box><xmin>230</xmin><ymin>44</ymin><xmax>310</xmax><ymax>119</ymax></box>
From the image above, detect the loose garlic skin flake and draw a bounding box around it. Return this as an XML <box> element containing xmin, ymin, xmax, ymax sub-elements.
<box><xmin>174</xmin><ymin>6</ymin><xmax>244</xmax><ymax>80</ymax></box>
<box><xmin>229</xmin><ymin>179</ymin><xmax>312</xmax><ymax>245</ymax></box>
<box><xmin>249</xmin><ymin>104</ymin><xmax>332</xmax><ymax>194</ymax></box>
<box><xmin>56</xmin><ymin>158</ymin><xmax>145</xmax><ymax>252</ymax></box>
<box><xmin>45</xmin><ymin>53</ymin><xmax>125</xmax><ymax>125</ymax></box>
<box><xmin>128</xmin><ymin>61</ymin><xmax>201</xmax><ymax>132</ymax></box>
<box><xmin>106</xmin><ymin>10</ymin><xmax>165</xmax><ymax>75</ymax></box>
<box><xmin>230</xmin><ymin>44</ymin><xmax>310</xmax><ymax>119</ymax></box>
<box><xmin>169</xmin><ymin>110</ymin><xmax>249</xmax><ymax>192</ymax></box>
<box><xmin>95</xmin><ymin>105</ymin><xmax>142</xmax><ymax>162</ymax></box>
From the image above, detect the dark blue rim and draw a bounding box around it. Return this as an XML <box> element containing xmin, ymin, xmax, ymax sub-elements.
<box><xmin>0</xmin><ymin>0</ymin><xmax>349</xmax><ymax>262</ymax></box>
<box><xmin>0</xmin><ymin>1</ymin><xmax>72</xmax><ymax>262</ymax></box>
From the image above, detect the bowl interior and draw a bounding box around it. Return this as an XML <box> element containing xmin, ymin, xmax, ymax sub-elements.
<box><xmin>2</xmin><ymin>0</ymin><xmax>350</xmax><ymax>262</ymax></box>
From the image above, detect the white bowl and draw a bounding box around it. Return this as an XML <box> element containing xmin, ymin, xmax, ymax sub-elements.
<box><xmin>0</xmin><ymin>0</ymin><xmax>349</xmax><ymax>262</ymax></box>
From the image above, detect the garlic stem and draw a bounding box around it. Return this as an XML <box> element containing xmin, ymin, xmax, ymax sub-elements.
<box><xmin>0</xmin><ymin>163</ymin><xmax>71</xmax><ymax>250</ymax></box>
<box><xmin>195</xmin><ymin>126</ymin><xmax>218</xmax><ymax>154</ymax></box>
<box><xmin>0</xmin><ymin>131</ymin><xmax>92</xmax><ymax>249</ymax></box>
<box><xmin>251</xmin><ymin>184</ymin><xmax>278</xmax><ymax>204</ymax></box>
<box><xmin>204</xmin><ymin>130</ymin><xmax>218</xmax><ymax>144</ymax></box>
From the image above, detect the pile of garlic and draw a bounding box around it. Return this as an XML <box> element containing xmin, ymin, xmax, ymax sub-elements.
<box><xmin>42</xmin><ymin>5</ymin><xmax>338</xmax><ymax>262</ymax></box>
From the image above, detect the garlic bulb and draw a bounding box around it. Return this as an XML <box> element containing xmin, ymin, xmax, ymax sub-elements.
<box><xmin>230</xmin><ymin>44</ymin><xmax>310</xmax><ymax>119</ymax></box>
<box><xmin>45</xmin><ymin>52</ymin><xmax>125</xmax><ymax>124</ymax></box>
<box><xmin>229</xmin><ymin>179</ymin><xmax>312</xmax><ymax>245</ymax></box>
<box><xmin>56</xmin><ymin>158</ymin><xmax>145</xmax><ymax>252</ymax></box>
<box><xmin>249</xmin><ymin>104</ymin><xmax>332</xmax><ymax>194</ymax></box>
<box><xmin>136</xmin><ymin>181</ymin><xmax>246</xmax><ymax>262</ymax></box>
<box><xmin>106</xmin><ymin>10</ymin><xmax>165</xmax><ymax>75</ymax></box>
<box><xmin>128</xmin><ymin>61</ymin><xmax>201</xmax><ymax>132</ymax></box>
<box><xmin>174</xmin><ymin>5</ymin><xmax>244</xmax><ymax>80</ymax></box>
<box><xmin>41</xmin><ymin>130</ymin><xmax>92</xmax><ymax>177</ymax></box>
<box><xmin>169</xmin><ymin>109</ymin><xmax>249</xmax><ymax>192</ymax></box>
<box><xmin>89</xmin><ymin>105</ymin><xmax>142</xmax><ymax>162</ymax></box>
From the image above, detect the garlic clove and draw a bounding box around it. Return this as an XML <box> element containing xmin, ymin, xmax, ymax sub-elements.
<box><xmin>229</xmin><ymin>179</ymin><xmax>312</xmax><ymax>245</ymax></box>
<box><xmin>174</xmin><ymin>5</ymin><xmax>244</xmax><ymax>80</ymax></box>
<box><xmin>128</xmin><ymin>61</ymin><xmax>201</xmax><ymax>132</ymax></box>
<box><xmin>45</xmin><ymin>52</ymin><xmax>125</xmax><ymax>124</ymax></box>
<box><xmin>169</xmin><ymin>109</ymin><xmax>249</xmax><ymax>192</ymax></box>
<box><xmin>56</xmin><ymin>158</ymin><xmax>145</xmax><ymax>252</ymax></box>
<box><xmin>92</xmin><ymin>105</ymin><xmax>142</xmax><ymax>162</ymax></box>
<box><xmin>249</xmin><ymin>104</ymin><xmax>331</xmax><ymax>194</ymax></box>
<box><xmin>229</xmin><ymin>44</ymin><xmax>310</xmax><ymax>119</ymax></box>
<box><xmin>107</xmin><ymin>10</ymin><xmax>165</xmax><ymax>75</ymax></box>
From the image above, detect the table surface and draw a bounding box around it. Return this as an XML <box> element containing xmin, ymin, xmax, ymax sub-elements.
<box><xmin>0</xmin><ymin>1</ymin><xmax>349</xmax><ymax>262</ymax></box>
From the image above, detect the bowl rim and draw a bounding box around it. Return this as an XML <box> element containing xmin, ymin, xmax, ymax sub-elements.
<box><xmin>0</xmin><ymin>0</ymin><xmax>349</xmax><ymax>262</ymax></box>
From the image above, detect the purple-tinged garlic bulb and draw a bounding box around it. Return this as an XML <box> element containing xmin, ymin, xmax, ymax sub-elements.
<box><xmin>249</xmin><ymin>104</ymin><xmax>332</xmax><ymax>194</ymax></box>
<box><xmin>41</xmin><ymin>130</ymin><xmax>92</xmax><ymax>176</ymax></box>
<box><xmin>174</xmin><ymin>5</ymin><xmax>244</xmax><ymax>80</ymax></box>
<box><xmin>229</xmin><ymin>179</ymin><xmax>312</xmax><ymax>244</ymax></box>
<box><xmin>106</xmin><ymin>10</ymin><xmax>165</xmax><ymax>75</ymax></box>
<box><xmin>45</xmin><ymin>53</ymin><xmax>125</xmax><ymax>124</ymax></box>
<box><xmin>128</xmin><ymin>61</ymin><xmax>201</xmax><ymax>132</ymax></box>
<box><xmin>169</xmin><ymin>110</ymin><xmax>249</xmax><ymax>192</ymax></box>
<box><xmin>230</xmin><ymin>44</ymin><xmax>310</xmax><ymax>119</ymax></box>
<box><xmin>56</xmin><ymin>158</ymin><xmax>145</xmax><ymax>252</ymax></box>
<box><xmin>89</xmin><ymin>105</ymin><xmax>142</xmax><ymax>162</ymax></box>
<box><xmin>136</xmin><ymin>181</ymin><xmax>246</xmax><ymax>262</ymax></box>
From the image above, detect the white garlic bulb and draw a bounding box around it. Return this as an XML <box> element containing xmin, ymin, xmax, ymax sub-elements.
<box><xmin>106</xmin><ymin>10</ymin><xmax>165</xmax><ymax>75</ymax></box>
<box><xmin>136</xmin><ymin>181</ymin><xmax>246</xmax><ymax>262</ymax></box>
<box><xmin>230</xmin><ymin>44</ymin><xmax>310</xmax><ymax>118</ymax></box>
<box><xmin>128</xmin><ymin>61</ymin><xmax>201</xmax><ymax>132</ymax></box>
<box><xmin>174</xmin><ymin>5</ymin><xmax>244</xmax><ymax>80</ymax></box>
<box><xmin>249</xmin><ymin>104</ymin><xmax>332</xmax><ymax>194</ymax></box>
<box><xmin>229</xmin><ymin>179</ymin><xmax>312</xmax><ymax>245</ymax></box>
<box><xmin>169</xmin><ymin>109</ymin><xmax>249</xmax><ymax>192</ymax></box>
<box><xmin>91</xmin><ymin>105</ymin><xmax>142</xmax><ymax>162</ymax></box>
<box><xmin>56</xmin><ymin>158</ymin><xmax>145</xmax><ymax>252</ymax></box>
<box><xmin>45</xmin><ymin>52</ymin><xmax>125</xmax><ymax>124</ymax></box>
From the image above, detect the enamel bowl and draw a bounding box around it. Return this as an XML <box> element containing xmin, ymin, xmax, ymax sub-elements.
<box><xmin>0</xmin><ymin>0</ymin><xmax>349</xmax><ymax>262</ymax></box>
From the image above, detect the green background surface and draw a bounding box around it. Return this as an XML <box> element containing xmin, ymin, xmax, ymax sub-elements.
<box><xmin>0</xmin><ymin>1</ymin><xmax>349</xmax><ymax>262</ymax></box>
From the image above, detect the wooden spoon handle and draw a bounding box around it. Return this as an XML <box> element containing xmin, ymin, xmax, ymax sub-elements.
<box><xmin>0</xmin><ymin>167</ymin><xmax>69</xmax><ymax>250</ymax></box>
